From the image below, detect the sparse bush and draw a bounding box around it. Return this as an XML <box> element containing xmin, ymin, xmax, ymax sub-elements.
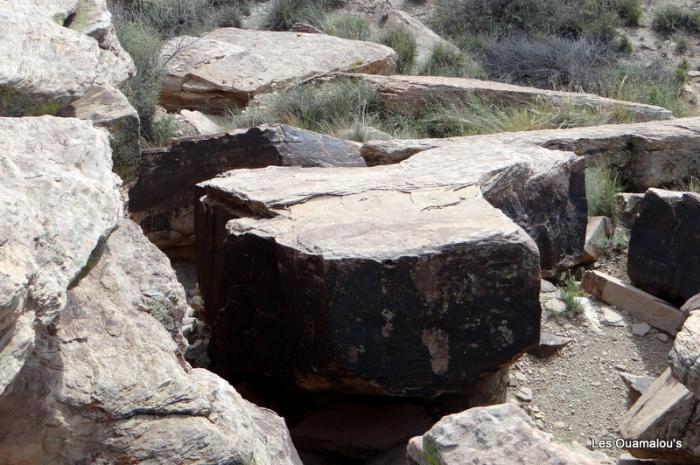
<box><xmin>614</xmin><ymin>0</ymin><xmax>642</xmax><ymax>26</ymax></box>
<box><xmin>381</xmin><ymin>27</ymin><xmax>418</xmax><ymax>74</ymax></box>
<box><xmin>652</xmin><ymin>6</ymin><xmax>700</xmax><ymax>34</ymax></box>
<box><xmin>263</xmin><ymin>0</ymin><xmax>345</xmax><ymax>30</ymax></box>
<box><xmin>435</xmin><ymin>0</ymin><xmax>622</xmax><ymax>41</ymax></box>
<box><xmin>557</xmin><ymin>273</ymin><xmax>584</xmax><ymax>316</ymax></box>
<box><xmin>147</xmin><ymin>115</ymin><xmax>177</xmax><ymax>147</ymax></box>
<box><xmin>322</xmin><ymin>14</ymin><xmax>372</xmax><ymax>40</ymax></box>
<box><xmin>675</xmin><ymin>176</ymin><xmax>700</xmax><ymax>193</ymax></box>
<box><xmin>116</xmin><ymin>21</ymin><xmax>164</xmax><ymax>141</ymax></box>
<box><xmin>419</xmin><ymin>44</ymin><xmax>486</xmax><ymax>78</ymax></box>
<box><xmin>602</xmin><ymin>62</ymin><xmax>690</xmax><ymax>116</ymax></box>
<box><xmin>586</xmin><ymin>165</ymin><xmax>623</xmax><ymax>221</ymax></box>
<box><xmin>676</xmin><ymin>35</ymin><xmax>690</xmax><ymax>54</ymax></box>
<box><xmin>618</xmin><ymin>34</ymin><xmax>633</xmax><ymax>53</ymax></box>
<box><xmin>227</xmin><ymin>79</ymin><xmax>384</xmax><ymax>135</ymax></box>
<box><xmin>477</xmin><ymin>35</ymin><xmax>614</xmax><ymax>89</ymax></box>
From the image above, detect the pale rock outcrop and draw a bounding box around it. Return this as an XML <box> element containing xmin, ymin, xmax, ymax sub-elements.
<box><xmin>353</xmin><ymin>74</ymin><xmax>673</xmax><ymax>121</ymax></box>
<box><xmin>159</xmin><ymin>28</ymin><xmax>396</xmax><ymax>110</ymax></box>
<box><xmin>670</xmin><ymin>310</ymin><xmax>700</xmax><ymax>398</ymax></box>
<box><xmin>0</xmin><ymin>0</ymin><xmax>134</xmax><ymax>117</ymax></box>
<box><xmin>0</xmin><ymin>116</ymin><xmax>122</xmax><ymax>397</ymax></box>
<box><xmin>407</xmin><ymin>403</ymin><xmax>611</xmax><ymax>465</ymax></box>
<box><xmin>581</xmin><ymin>216</ymin><xmax>614</xmax><ymax>263</ymax></box>
<box><xmin>129</xmin><ymin>124</ymin><xmax>365</xmax><ymax>255</ymax></box>
<box><xmin>620</xmin><ymin>369</ymin><xmax>700</xmax><ymax>464</ymax></box>
<box><xmin>628</xmin><ymin>189</ymin><xmax>700</xmax><ymax>303</ymax></box>
<box><xmin>373</xmin><ymin>10</ymin><xmax>459</xmax><ymax>73</ymax></box>
<box><xmin>0</xmin><ymin>220</ymin><xmax>302</xmax><ymax>465</ymax></box>
<box><xmin>61</xmin><ymin>85</ymin><xmax>141</xmax><ymax>182</ymax></box>
<box><xmin>195</xmin><ymin>136</ymin><xmax>587</xmax><ymax>396</ymax></box>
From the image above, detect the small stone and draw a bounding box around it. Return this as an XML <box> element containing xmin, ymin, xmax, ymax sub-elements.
<box><xmin>619</xmin><ymin>372</ymin><xmax>655</xmax><ymax>401</ymax></box>
<box><xmin>591</xmin><ymin>381</ymin><xmax>601</xmax><ymax>387</ymax></box>
<box><xmin>515</xmin><ymin>387</ymin><xmax>533</xmax><ymax>402</ymax></box>
<box><xmin>544</xmin><ymin>298</ymin><xmax>567</xmax><ymax>315</ymax></box>
<box><xmin>540</xmin><ymin>280</ymin><xmax>557</xmax><ymax>293</ymax></box>
<box><xmin>631</xmin><ymin>322</ymin><xmax>651</xmax><ymax>337</ymax></box>
<box><xmin>554</xmin><ymin>421</ymin><xmax>567</xmax><ymax>429</ymax></box>
<box><xmin>527</xmin><ymin>333</ymin><xmax>572</xmax><ymax>358</ymax></box>
<box><xmin>515</xmin><ymin>372</ymin><xmax>527</xmax><ymax>382</ymax></box>
<box><xmin>656</xmin><ymin>333</ymin><xmax>670</xmax><ymax>342</ymax></box>
<box><xmin>536</xmin><ymin>419</ymin><xmax>545</xmax><ymax>429</ymax></box>
<box><xmin>602</xmin><ymin>307</ymin><xmax>626</xmax><ymax>327</ymax></box>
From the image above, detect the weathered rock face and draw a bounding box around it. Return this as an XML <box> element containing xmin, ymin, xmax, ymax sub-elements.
<box><xmin>0</xmin><ymin>0</ymin><xmax>134</xmax><ymax>116</ymax></box>
<box><xmin>353</xmin><ymin>74</ymin><xmax>673</xmax><ymax>121</ymax></box>
<box><xmin>372</xmin><ymin>10</ymin><xmax>459</xmax><ymax>73</ymax></box>
<box><xmin>60</xmin><ymin>85</ymin><xmax>141</xmax><ymax>182</ymax></box>
<box><xmin>0</xmin><ymin>220</ymin><xmax>302</xmax><ymax>465</ymax></box>
<box><xmin>362</xmin><ymin>117</ymin><xmax>700</xmax><ymax>192</ymax></box>
<box><xmin>620</xmin><ymin>369</ymin><xmax>700</xmax><ymax>464</ymax></box>
<box><xmin>581</xmin><ymin>216</ymin><xmax>614</xmax><ymax>264</ymax></box>
<box><xmin>407</xmin><ymin>403</ymin><xmax>611</xmax><ymax>465</ymax></box>
<box><xmin>0</xmin><ymin>116</ymin><xmax>122</xmax><ymax>396</ymax></box>
<box><xmin>628</xmin><ymin>189</ymin><xmax>700</xmax><ymax>304</ymax></box>
<box><xmin>670</xmin><ymin>310</ymin><xmax>700</xmax><ymax>398</ymax></box>
<box><xmin>160</xmin><ymin>28</ymin><xmax>396</xmax><ymax>110</ymax></box>
<box><xmin>195</xmin><ymin>136</ymin><xmax>589</xmax><ymax>396</ymax></box>
<box><xmin>129</xmin><ymin>124</ymin><xmax>365</xmax><ymax>255</ymax></box>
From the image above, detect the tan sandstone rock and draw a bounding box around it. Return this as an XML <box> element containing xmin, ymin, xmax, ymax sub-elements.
<box><xmin>0</xmin><ymin>220</ymin><xmax>302</xmax><ymax>465</ymax></box>
<box><xmin>407</xmin><ymin>403</ymin><xmax>611</xmax><ymax>465</ymax></box>
<box><xmin>0</xmin><ymin>116</ymin><xmax>122</xmax><ymax>396</ymax></box>
<box><xmin>0</xmin><ymin>0</ymin><xmax>134</xmax><ymax>116</ymax></box>
<box><xmin>361</xmin><ymin>117</ymin><xmax>700</xmax><ymax>192</ymax></box>
<box><xmin>159</xmin><ymin>28</ymin><xmax>396</xmax><ymax>110</ymax></box>
<box><xmin>620</xmin><ymin>369</ymin><xmax>700</xmax><ymax>464</ymax></box>
<box><xmin>352</xmin><ymin>74</ymin><xmax>673</xmax><ymax>121</ymax></box>
<box><xmin>670</xmin><ymin>310</ymin><xmax>700</xmax><ymax>399</ymax></box>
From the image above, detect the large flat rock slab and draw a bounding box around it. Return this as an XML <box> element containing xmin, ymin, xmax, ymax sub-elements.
<box><xmin>129</xmin><ymin>124</ymin><xmax>365</xmax><ymax>256</ymax></box>
<box><xmin>361</xmin><ymin>117</ymin><xmax>700</xmax><ymax>192</ymax></box>
<box><xmin>199</xmin><ymin>137</ymin><xmax>586</xmax><ymax>279</ymax></box>
<box><xmin>628</xmin><ymin>189</ymin><xmax>700</xmax><ymax>303</ymax></box>
<box><xmin>0</xmin><ymin>116</ymin><xmax>122</xmax><ymax>396</ymax></box>
<box><xmin>353</xmin><ymin>74</ymin><xmax>673</xmax><ymax>121</ymax></box>
<box><xmin>160</xmin><ymin>28</ymin><xmax>396</xmax><ymax>110</ymax></box>
<box><xmin>0</xmin><ymin>220</ymin><xmax>302</xmax><ymax>465</ymax></box>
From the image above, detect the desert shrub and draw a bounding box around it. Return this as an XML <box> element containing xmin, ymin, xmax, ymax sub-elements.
<box><xmin>419</xmin><ymin>44</ymin><xmax>486</xmax><ymax>78</ymax></box>
<box><xmin>601</xmin><ymin>62</ymin><xmax>690</xmax><ymax>116</ymax></box>
<box><xmin>228</xmin><ymin>79</ymin><xmax>384</xmax><ymax>135</ymax></box>
<box><xmin>676</xmin><ymin>35</ymin><xmax>690</xmax><ymax>54</ymax></box>
<box><xmin>586</xmin><ymin>165</ymin><xmax>623</xmax><ymax>221</ymax></box>
<box><xmin>614</xmin><ymin>0</ymin><xmax>641</xmax><ymax>26</ymax></box>
<box><xmin>676</xmin><ymin>176</ymin><xmax>700</xmax><ymax>193</ymax></box>
<box><xmin>147</xmin><ymin>115</ymin><xmax>177</xmax><ymax>147</ymax></box>
<box><xmin>116</xmin><ymin>21</ymin><xmax>164</xmax><ymax>140</ymax></box>
<box><xmin>263</xmin><ymin>0</ymin><xmax>345</xmax><ymax>30</ymax></box>
<box><xmin>381</xmin><ymin>27</ymin><xmax>418</xmax><ymax>74</ymax></box>
<box><xmin>618</xmin><ymin>34</ymin><xmax>633</xmax><ymax>53</ymax></box>
<box><xmin>435</xmin><ymin>0</ymin><xmax>621</xmax><ymax>41</ymax></box>
<box><xmin>322</xmin><ymin>14</ymin><xmax>372</xmax><ymax>40</ymax></box>
<box><xmin>113</xmin><ymin>0</ymin><xmax>247</xmax><ymax>38</ymax></box>
<box><xmin>652</xmin><ymin>6</ymin><xmax>700</xmax><ymax>34</ymax></box>
<box><xmin>477</xmin><ymin>35</ymin><xmax>614</xmax><ymax>89</ymax></box>
<box><xmin>557</xmin><ymin>273</ymin><xmax>584</xmax><ymax>316</ymax></box>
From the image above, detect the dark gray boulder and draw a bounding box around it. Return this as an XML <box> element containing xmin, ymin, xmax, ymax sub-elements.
<box><xmin>628</xmin><ymin>189</ymin><xmax>700</xmax><ymax>304</ymax></box>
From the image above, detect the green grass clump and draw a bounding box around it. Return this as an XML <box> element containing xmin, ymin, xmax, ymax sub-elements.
<box><xmin>615</xmin><ymin>0</ymin><xmax>642</xmax><ymax>26</ymax></box>
<box><xmin>263</xmin><ymin>0</ymin><xmax>345</xmax><ymax>30</ymax></box>
<box><xmin>322</xmin><ymin>14</ymin><xmax>372</xmax><ymax>40</ymax></box>
<box><xmin>586</xmin><ymin>165</ymin><xmax>623</xmax><ymax>221</ymax></box>
<box><xmin>419</xmin><ymin>44</ymin><xmax>486</xmax><ymax>78</ymax></box>
<box><xmin>558</xmin><ymin>273</ymin><xmax>584</xmax><ymax>316</ymax></box>
<box><xmin>652</xmin><ymin>6</ymin><xmax>700</xmax><ymax>34</ymax></box>
<box><xmin>381</xmin><ymin>27</ymin><xmax>418</xmax><ymax>74</ymax></box>
<box><xmin>116</xmin><ymin>21</ymin><xmax>164</xmax><ymax>142</ymax></box>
